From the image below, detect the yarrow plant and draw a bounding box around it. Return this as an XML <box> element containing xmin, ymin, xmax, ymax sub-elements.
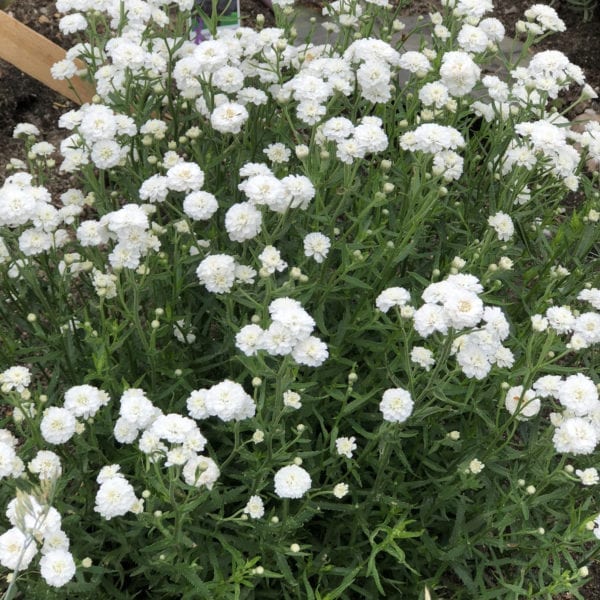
<box><xmin>0</xmin><ymin>0</ymin><xmax>599</xmax><ymax>597</ymax></box>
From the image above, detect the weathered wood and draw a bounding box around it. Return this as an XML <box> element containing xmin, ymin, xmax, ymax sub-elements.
<box><xmin>0</xmin><ymin>10</ymin><xmax>95</xmax><ymax>105</ymax></box>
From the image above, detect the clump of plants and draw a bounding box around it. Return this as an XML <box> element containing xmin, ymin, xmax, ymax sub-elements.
<box><xmin>0</xmin><ymin>0</ymin><xmax>599</xmax><ymax>597</ymax></box>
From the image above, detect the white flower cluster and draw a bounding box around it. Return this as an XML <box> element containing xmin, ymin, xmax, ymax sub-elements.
<box><xmin>503</xmin><ymin>118</ymin><xmax>581</xmax><ymax>190</ymax></box>
<box><xmin>517</xmin><ymin>4</ymin><xmax>566</xmax><ymax>36</ymax></box>
<box><xmin>549</xmin><ymin>375</ymin><xmax>599</xmax><ymax>455</ymax></box>
<box><xmin>77</xmin><ymin>202</ymin><xmax>161</xmax><ymax>271</ymax></box>
<box><xmin>317</xmin><ymin>115</ymin><xmax>388</xmax><ymax>165</ymax></box>
<box><xmin>400</xmin><ymin>124</ymin><xmax>465</xmax><ymax>181</ymax></box>
<box><xmin>39</xmin><ymin>384</ymin><xmax>110</xmax><ymax>446</ymax></box>
<box><xmin>441</xmin><ymin>0</ymin><xmax>494</xmax><ymax>22</ymax></box>
<box><xmin>186</xmin><ymin>380</ymin><xmax>256</xmax><ymax>422</ymax></box>
<box><xmin>238</xmin><ymin>162</ymin><xmax>315</xmax><ymax>214</ymax></box>
<box><xmin>59</xmin><ymin>103</ymin><xmax>136</xmax><ymax>172</ymax></box>
<box><xmin>531</xmin><ymin>289</ymin><xmax>600</xmax><ymax>350</ymax></box>
<box><xmin>379</xmin><ymin>274</ymin><xmax>513</xmax><ymax>380</ymax></box>
<box><xmin>236</xmin><ymin>297</ymin><xmax>328</xmax><ymax>367</ymax></box>
<box><xmin>322</xmin><ymin>0</ymin><xmax>363</xmax><ymax>27</ymax></box>
<box><xmin>473</xmin><ymin>49</ymin><xmax>587</xmax><ymax>136</ymax></box>
<box><xmin>504</xmin><ymin>372</ymin><xmax>600</xmax><ymax>456</ymax></box>
<box><xmin>0</xmin><ymin>172</ymin><xmax>79</xmax><ymax>259</ymax></box>
<box><xmin>195</xmin><ymin>253</ymin><xmax>258</xmax><ymax>294</ymax></box>
<box><xmin>0</xmin><ymin>492</ymin><xmax>75</xmax><ymax>587</ymax></box>
<box><xmin>113</xmin><ymin>388</ymin><xmax>220</xmax><ymax>489</ymax></box>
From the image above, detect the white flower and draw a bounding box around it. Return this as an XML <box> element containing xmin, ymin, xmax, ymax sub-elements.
<box><xmin>274</xmin><ymin>465</ymin><xmax>312</xmax><ymax>499</ymax></box>
<box><xmin>151</xmin><ymin>414</ymin><xmax>202</xmax><ymax>445</ymax></box>
<box><xmin>468</xmin><ymin>459</ymin><xmax>485</xmax><ymax>474</ymax></box>
<box><xmin>488</xmin><ymin>212</ymin><xmax>514</xmax><ymax>241</ymax></box>
<box><xmin>139</xmin><ymin>175</ymin><xmax>169</xmax><ymax>203</ymax></box>
<box><xmin>0</xmin><ymin>366</ymin><xmax>31</xmax><ymax>393</ymax></box>
<box><xmin>410</xmin><ymin>347</ymin><xmax>435</xmax><ymax>371</ymax></box>
<box><xmin>523</xmin><ymin>4</ymin><xmax>565</xmax><ymax>33</ymax></box>
<box><xmin>398</xmin><ymin>51</ymin><xmax>432</xmax><ymax>76</ymax></box>
<box><xmin>13</xmin><ymin>123</ymin><xmax>40</xmax><ymax>138</ymax></box>
<box><xmin>413</xmin><ymin>304</ymin><xmax>449</xmax><ymax>337</ymax></box>
<box><xmin>533</xmin><ymin>375</ymin><xmax>562</xmax><ymax>399</ymax></box>
<box><xmin>333</xmin><ymin>483</ymin><xmax>349</xmax><ymax>498</ymax></box>
<box><xmin>531</xmin><ymin>314</ymin><xmax>549</xmax><ymax>332</ymax></box>
<box><xmin>258</xmin><ymin>246</ymin><xmax>287</xmax><ymax>274</ymax></box>
<box><xmin>79</xmin><ymin>105</ymin><xmax>117</xmax><ymax>142</ymax></box>
<box><xmin>64</xmin><ymin>384</ymin><xmax>109</xmax><ymax>419</ymax></box>
<box><xmin>234</xmin><ymin>264</ymin><xmax>257</xmax><ymax>285</ymax></box>
<box><xmin>418</xmin><ymin>82</ymin><xmax>449</xmax><ymax>109</ymax></box>
<box><xmin>243</xmin><ymin>495</ymin><xmax>265</xmax><ymax>519</ymax></box>
<box><xmin>138</xmin><ymin>430</ymin><xmax>167</xmax><ymax>459</ymax></box>
<box><xmin>166</xmin><ymin>162</ymin><xmax>205</xmax><ymax>192</ymax></box>
<box><xmin>380</xmin><ymin>388</ymin><xmax>414</xmax><ymax>423</ymax></box>
<box><xmin>576</xmin><ymin>467</ymin><xmax>599</xmax><ymax>486</ymax></box>
<box><xmin>196</xmin><ymin>254</ymin><xmax>237</xmax><ymax>293</ymax></box>
<box><xmin>303</xmin><ymin>233</ymin><xmax>331</xmax><ymax>263</ymax></box>
<box><xmin>225</xmin><ymin>202</ymin><xmax>262</xmax><ymax>242</ymax></box>
<box><xmin>553</xmin><ymin>417</ymin><xmax>598</xmax><ymax>455</ymax></box>
<box><xmin>335</xmin><ymin>436</ymin><xmax>357</xmax><ymax>458</ymax></box>
<box><xmin>376</xmin><ymin>287</ymin><xmax>411</xmax><ymax>312</ymax></box>
<box><xmin>546</xmin><ymin>306</ymin><xmax>576</xmax><ymax>334</ymax></box>
<box><xmin>213</xmin><ymin>66</ymin><xmax>245</xmax><ymax>94</ymax></box>
<box><xmin>211</xmin><ymin>102</ymin><xmax>249</xmax><ymax>134</ymax></box>
<box><xmin>0</xmin><ymin>527</ymin><xmax>37</xmax><ymax>571</ymax></box>
<box><xmin>95</xmin><ymin>475</ymin><xmax>139</xmax><ymax>520</ymax></box>
<box><xmin>263</xmin><ymin>143</ymin><xmax>291</xmax><ymax>163</ymax></box>
<box><xmin>40</xmin><ymin>407</ymin><xmax>77</xmax><ymax>445</ymax></box>
<box><xmin>557</xmin><ymin>374</ymin><xmax>599</xmax><ymax>417</ymax></box>
<box><xmin>97</xmin><ymin>464</ymin><xmax>122</xmax><ymax>484</ymax></box>
<box><xmin>0</xmin><ymin>442</ymin><xmax>17</xmax><ymax>479</ymax></box>
<box><xmin>291</xmin><ymin>336</ymin><xmax>329</xmax><ymax>367</ymax></box>
<box><xmin>28</xmin><ymin>451</ymin><xmax>62</xmax><ymax>481</ymax></box>
<box><xmin>205</xmin><ymin>380</ymin><xmax>255</xmax><ymax>421</ymax></box>
<box><xmin>40</xmin><ymin>549</ymin><xmax>76</xmax><ymax>587</ymax></box>
<box><xmin>186</xmin><ymin>390</ymin><xmax>210</xmax><ymax>420</ymax></box>
<box><xmin>283</xmin><ymin>390</ymin><xmax>302</xmax><ymax>409</ymax></box>
<box><xmin>457</xmin><ymin>24</ymin><xmax>489</xmax><ymax>54</ymax></box>
<box><xmin>113</xmin><ymin>417</ymin><xmax>140</xmax><ymax>444</ymax></box>
<box><xmin>443</xmin><ymin>288</ymin><xmax>484</xmax><ymax>329</ymax></box>
<box><xmin>119</xmin><ymin>389</ymin><xmax>156</xmax><ymax>430</ymax></box>
<box><xmin>455</xmin><ymin>341</ymin><xmax>492</xmax><ymax>380</ymax></box>
<box><xmin>504</xmin><ymin>386</ymin><xmax>541</xmax><ymax>420</ymax></box>
<box><xmin>235</xmin><ymin>324</ymin><xmax>264</xmax><ymax>356</ymax></box>
<box><xmin>183</xmin><ymin>191</ymin><xmax>218</xmax><ymax>221</ymax></box>
<box><xmin>182</xmin><ymin>455</ymin><xmax>220</xmax><ymax>489</ymax></box>
<box><xmin>439</xmin><ymin>51</ymin><xmax>480</xmax><ymax>97</ymax></box>
<box><xmin>41</xmin><ymin>529</ymin><xmax>70</xmax><ymax>554</ymax></box>
<box><xmin>51</xmin><ymin>59</ymin><xmax>78</xmax><ymax>80</ymax></box>
<box><xmin>578</xmin><ymin>288</ymin><xmax>600</xmax><ymax>310</ymax></box>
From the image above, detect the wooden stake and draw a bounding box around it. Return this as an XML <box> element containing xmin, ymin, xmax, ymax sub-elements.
<box><xmin>0</xmin><ymin>10</ymin><xmax>95</xmax><ymax>105</ymax></box>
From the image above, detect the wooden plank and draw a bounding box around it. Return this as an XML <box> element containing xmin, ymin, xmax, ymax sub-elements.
<box><xmin>0</xmin><ymin>10</ymin><xmax>95</xmax><ymax>105</ymax></box>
